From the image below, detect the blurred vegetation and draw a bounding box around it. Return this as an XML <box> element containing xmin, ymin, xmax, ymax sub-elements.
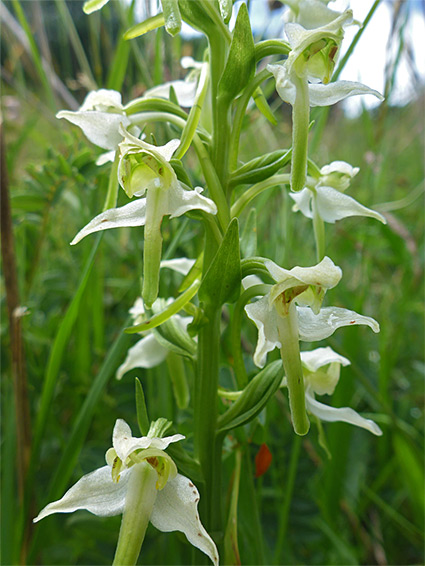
<box><xmin>1</xmin><ymin>0</ymin><xmax>424</xmax><ymax>565</ymax></box>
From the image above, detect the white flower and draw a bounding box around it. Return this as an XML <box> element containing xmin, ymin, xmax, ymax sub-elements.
<box><xmin>143</xmin><ymin>57</ymin><xmax>205</xmax><ymax>108</ymax></box>
<box><xmin>34</xmin><ymin>419</ymin><xmax>219</xmax><ymax>566</ymax></box>
<box><xmin>70</xmin><ymin>128</ymin><xmax>216</xmax><ymax>306</ymax></box>
<box><xmin>57</xmin><ymin>89</ymin><xmax>131</xmax><ymax>165</ymax></box>
<box><xmin>70</xmin><ymin>129</ymin><xmax>216</xmax><ymax>247</ymax></box>
<box><xmin>282</xmin><ymin>0</ymin><xmax>347</xmax><ymax>29</ymax></box>
<box><xmin>293</xmin><ymin>347</ymin><xmax>382</xmax><ymax>435</ymax></box>
<box><xmin>267</xmin><ymin>62</ymin><xmax>383</xmax><ymax>108</ymax></box>
<box><xmin>117</xmin><ymin>295</ymin><xmax>193</xmax><ymax>381</ymax></box>
<box><xmin>290</xmin><ymin>160</ymin><xmax>387</xmax><ymax>223</ymax></box>
<box><xmin>245</xmin><ymin>257</ymin><xmax>379</xmax><ymax>368</ymax></box>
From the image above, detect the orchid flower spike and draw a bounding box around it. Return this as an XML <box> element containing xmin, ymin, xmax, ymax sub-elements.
<box><xmin>282</xmin><ymin>347</ymin><xmax>383</xmax><ymax>435</ymax></box>
<box><xmin>290</xmin><ymin>160</ymin><xmax>387</xmax><ymax>224</ymax></box>
<box><xmin>70</xmin><ymin>128</ymin><xmax>217</xmax><ymax>307</ymax></box>
<box><xmin>267</xmin><ymin>11</ymin><xmax>383</xmax><ymax>192</ymax></box>
<box><xmin>245</xmin><ymin>256</ymin><xmax>380</xmax><ymax>435</ymax></box>
<box><xmin>57</xmin><ymin>89</ymin><xmax>134</xmax><ymax>165</ymax></box>
<box><xmin>34</xmin><ymin>419</ymin><xmax>219</xmax><ymax>566</ymax></box>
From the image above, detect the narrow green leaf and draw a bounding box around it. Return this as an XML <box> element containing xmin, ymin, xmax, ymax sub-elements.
<box><xmin>229</xmin><ymin>149</ymin><xmax>291</xmax><ymax>188</ymax></box>
<box><xmin>240</xmin><ymin>208</ymin><xmax>257</xmax><ymax>259</ymax></box>
<box><xmin>217</xmin><ymin>360</ymin><xmax>283</xmax><ymax>433</ymax></box>
<box><xmin>126</xmin><ymin>279</ymin><xmax>201</xmax><ymax>334</ymax></box>
<box><xmin>160</xmin><ymin>0</ymin><xmax>182</xmax><ymax>36</ymax></box>
<box><xmin>253</xmin><ymin>85</ymin><xmax>277</xmax><ymax>125</ymax></box>
<box><xmin>83</xmin><ymin>0</ymin><xmax>110</xmax><ymax>14</ymax></box>
<box><xmin>135</xmin><ymin>378</ymin><xmax>150</xmax><ymax>435</ymax></box>
<box><xmin>106</xmin><ymin>32</ymin><xmax>131</xmax><ymax>91</ymax></box>
<box><xmin>32</xmin><ymin>235</ymin><xmax>101</xmax><ymax>459</ymax></box>
<box><xmin>124</xmin><ymin>13</ymin><xmax>165</xmax><ymax>40</ymax></box>
<box><xmin>198</xmin><ymin>218</ymin><xmax>241</xmax><ymax>308</ymax></box>
<box><xmin>218</xmin><ymin>3</ymin><xmax>255</xmax><ymax>102</ymax></box>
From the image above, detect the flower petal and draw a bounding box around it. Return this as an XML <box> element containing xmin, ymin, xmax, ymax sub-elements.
<box><xmin>266</xmin><ymin>256</ymin><xmax>342</xmax><ymax>300</ymax></box>
<box><xmin>33</xmin><ymin>466</ymin><xmax>128</xmax><ymax>522</ymax></box>
<box><xmin>70</xmin><ymin>199</ymin><xmax>147</xmax><ymax>245</ymax></box>
<box><xmin>301</xmin><ymin>346</ymin><xmax>350</xmax><ymax>372</ymax></box>
<box><xmin>57</xmin><ymin>110</ymin><xmax>129</xmax><ymax>150</ymax></box>
<box><xmin>116</xmin><ymin>334</ymin><xmax>168</xmax><ymax>380</ymax></box>
<box><xmin>315</xmin><ymin>185</ymin><xmax>386</xmax><ymax>223</ymax></box>
<box><xmin>166</xmin><ymin>185</ymin><xmax>217</xmax><ymax>218</ymax></box>
<box><xmin>144</xmin><ymin>80</ymin><xmax>199</xmax><ymax>108</ymax></box>
<box><xmin>245</xmin><ymin>294</ymin><xmax>281</xmax><ymax>368</ymax></box>
<box><xmin>160</xmin><ymin>257</ymin><xmax>196</xmax><ymax>275</ymax></box>
<box><xmin>308</xmin><ymin>80</ymin><xmax>384</xmax><ymax>107</ymax></box>
<box><xmin>79</xmin><ymin>89</ymin><xmax>123</xmax><ymax>112</ymax></box>
<box><xmin>297</xmin><ymin>306</ymin><xmax>380</xmax><ymax>341</ymax></box>
<box><xmin>289</xmin><ymin>188</ymin><xmax>314</xmax><ymax>218</ymax></box>
<box><xmin>305</xmin><ymin>391</ymin><xmax>383</xmax><ymax>435</ymax></box>
<box><xmin>112</xmin><ymin>419</ymin><xmax>184</xmax><ymax>463</ymax></box>
<box><xmin>151</xmin><ymin>474</ymin><xmax>219</xmax><ymax>566</ymax></box>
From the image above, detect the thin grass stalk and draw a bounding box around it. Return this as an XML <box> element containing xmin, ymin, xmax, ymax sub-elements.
<box><xmin>0</xmin><ymin>124</ymin><xmax>32</xmax><ymax>562</ymax></box>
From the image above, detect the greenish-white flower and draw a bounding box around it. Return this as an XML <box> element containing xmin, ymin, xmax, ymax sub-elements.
<box><xmin>143</xmin><ymin>57</ymin><xmax>206</xmax><ymax>108</ymax></box>
<box><xmin>70</xmin><ymin>129</ymin><xmax>216</xmax><ymax>306</ymax></box>
<box><xmin>34</xmin><ymin>419</ymin><xmax>219</xmax><ymax>566</ymax></box>
<box><xmin>245</xmin><ymin>257</ymin><xmax>379</xmax><ymax>368</ymax></box>
<box><xmin>282</xmin><ymin>0</ymin><xmax>345</xmax><ymax>29</ymax></box>
<box><xmin>295</xmin><ymin>347</ymin><xmax>383</xmax><ymax>435</ymax></box>
<box><xmin>290</xmin><ymin>160</ymin><xmax>387</xmax><ymax>223</ymax></box>
<box><xmin>57</xmin><ymin>89</ymin><xmax>132</xmax><ymax>164</ymax></box>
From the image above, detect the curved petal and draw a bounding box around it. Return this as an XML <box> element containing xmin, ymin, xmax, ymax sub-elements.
<box><xmin>305</xmin><ymin>391</ymin><xmax>383</xmax><ymax>435</ymax></box>
<box><xmin>33</xmin><ymin>466</ymin><xmax>129</xmax><ymax>522</ymax></box>
<box><xmin>267</xmin><ymin>63</ymin><xmax>296</xmax><ymax>105</ymax></box>
<box><xmin>70</xmin><ymin>199</ymin><xmax>147</xmax><ymax>245</ymax></box>
<box><xmin>301</xmin><ymin>346</ymin><xmax>350</xmax><ymax>371</ymax></box>
<box><xmin>245</xmin><ymin>294</ymin><xmax>281</xmax><ymax>368</ymax></box>
<box><xmin>151</xmin><ymin>474</ymin><xmax>219</xmax><ymax>566</ymax></box>
<box><xmin>289</xmin><ymin>188</ymin><xmax>314</xmax><ymax>218</ymax></box>
<box><xmin>266</xmin><ymin>256</ymin><xmax>342</xmax><ymax>299</ymax></box>
<box><xmin>297</xmin><ymin>306</ymin><xmax>380</xmax><ymax>341</ymax></box>
<box><xmin>96</xmin><ymin>150</ymin><xmax>116</xmax><ymax>166</ymax></box>
<box><xmin>116</xmin><ymin>334</ymin><xmax>168</xmax><ymax>380</ymax></box>
<box><xmin>57</xmin><ymin>110</ymin><xmax>129</xmax><ymax>150</ymax></box>
<box><xmin>166</xmin><ymin>185</ymin><xmax>217</xmax><ymax>218</ymax></box>
<box><xmin>112</xmin><ymin>419</ymin><xmax>184</xmax><ymax>463</ymax></box>
<box><xmin>160</xmin><ymin>257</ymin><xmax>196</xmax><ymax>275</ymax></box>
<box><xmin>315</xmin><ymin>186</ymin><xmax>386</xmax><ymax>223</ymax></box>
<box><xmin>308</xmin><ymin>81</ymin><xmax>384</xmax><ymax>107</ymax></box>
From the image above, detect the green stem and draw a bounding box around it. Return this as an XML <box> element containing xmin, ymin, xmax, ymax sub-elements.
<box><xmin>231</xmin><ymin>174</ymin><xmax>290</xmax><ymax>218</ymax></box>
<box><xmin>290</xmin><ymin>74</ymin><xmax>310</xmax><ymax>193</ymax></box>
<box><xmin>229</xmin><ymin>67</ymin><xmax>272</xmax><ymax>172</ymax></box>
<box><xmin>274</xmin><ymin>433</ymin><xmax>302</xmax><ymax>562</ymax></box>
<box><xmin>142</xmin><ymin>190</ymin><xmax>163</xmax><ymax>307</ymax></box>
<box><xmin>112</xmin><ymin>463</ymin><xmax>158</xmax><ymax>566</ymax></box>
<box><xmin>312</xmin><ymin>193</ymin><xmax>325</xmax><ymax>261</ymax></box>
<box><xmin>166</xmin><ymin>352</ymin><xmax>190</xmax><ymax>410</ymax></box>
<box><xmin>195</xmin><ymin>307</ymin><xmax>222</xmax><ymax>533</ymax></box>
<box><xmin>277</xmin><ymin>301</ymin><xmax>309</xmax><ymax>436</ymax></box>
